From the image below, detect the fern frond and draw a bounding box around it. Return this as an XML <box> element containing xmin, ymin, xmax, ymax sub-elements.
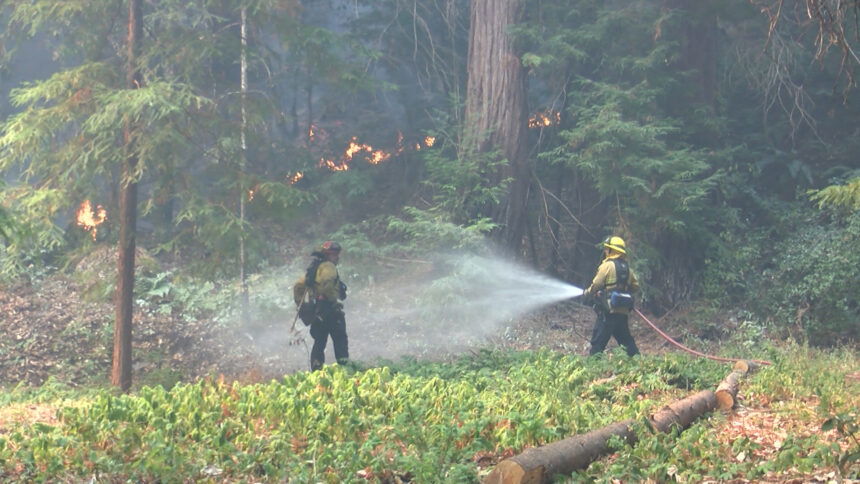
<box><xmin>810</xmin><ymin>178</ymin><xmax>860</xmax><ymax>211</ymax></box>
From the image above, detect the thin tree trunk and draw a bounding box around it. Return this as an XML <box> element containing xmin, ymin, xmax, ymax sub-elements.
<box><xmin>526</xmin><ymin>210</ymin><xmax>538</xmax><ymax>268</ymax></box>
<box><xmin>113</xmin><ymin>0</ymin><xmax>142</xmax><ymax>391</ymax></box>
<box><xmin>463</xmin><ymin>0</ymin><xmax>529</xmax><ymax>253</ymax></box>
<box><xmin>306</xmin><ymin>78</ymin><xmax>313</xmax><ymax>143</ymax></box>
<box><xmin>239</xmin><ymin>6</ymin><xmax>250</xmax><ymax>325</ymax></box>
<box><xmin>547</xmin><ymin>167</ymin><xmax>565</xmax><ymax>276</ymax></box>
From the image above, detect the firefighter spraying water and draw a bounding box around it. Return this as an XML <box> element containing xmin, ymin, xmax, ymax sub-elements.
<box><xmin>284</xmin><ymin>241</ymin><xmax>770</xmax><ymax>371</ymax></box>
<box><xmin>288</xmin><ymin>250</ymin><xmax>585</xmax><ymax>369</ymax></box>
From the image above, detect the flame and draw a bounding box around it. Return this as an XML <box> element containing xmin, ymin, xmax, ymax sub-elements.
<box><xmin>319</xmin><ymin>136</ymin><xmax>390</xmax><ymax>170</ymax></box>
<box><xmin>248</xmin><ymin>189</ymin><xmax>255</xmax><ymax>201</ymax></box>
<box><xmin>319</xmin><ymin>158</ymin><xmax>350</xmax><ymax>171</ymax></box>
<box><xmin>345</xmin><ymin>137</ymin><xmax>372</xmax><ymax>160</ymax></box>
<box><xmin>308</xmin><ymin>124</ymin><xmax>316</xmax><ymax>142</ymax></box>
<box><xmin>314</xmin><ymin>132</ymin><xmax>437</xmax><ymax>172</ymax></box>
<box><xmin>76</xmin><ymin>200</ymin><xmax>107</xmax><ymax>241</ymax></box>
<box><xmin>528</xmin><ymin>110</ymin><xmax>561</xmax><ymax>129</ymax></box>
<box><xmin>287</xmin><ymin>172</ymin><xmax>304</xmax><ymax>184</ymax></box>
<box><xmin>369</xmin><ymin>150</ymin><xmax>391</xmax><ymax>165</ymax></box>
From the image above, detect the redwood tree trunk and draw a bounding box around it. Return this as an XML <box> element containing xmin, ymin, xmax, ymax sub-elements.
<box><xmin>662</xmin><ymin>0</ymin><xmax>718</xmax><ymax>107</ymax></box>
<box><xmin>464</xmin><ymin>0</ymin><xmax>529</xmax><ymax>253</ymax></box>
<box><xmin>113</xmin><ymin>0</ymin><xmax>142</xmax><ymax>391</ymax></box>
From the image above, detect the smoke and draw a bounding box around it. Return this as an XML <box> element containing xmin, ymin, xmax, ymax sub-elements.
<box><xmin>344</xmin><ymin>252</ymin><xmax>583</xmax><ymax>363</ymax></box>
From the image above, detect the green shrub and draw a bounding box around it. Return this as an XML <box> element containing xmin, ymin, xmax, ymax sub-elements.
<box><xmin>753</xmin><ymin>210</ymin><xmax>860</xmax><ymax>344</ymax></box>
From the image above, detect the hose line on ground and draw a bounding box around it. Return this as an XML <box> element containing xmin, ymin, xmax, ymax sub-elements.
<box><xmin>633</xmin><ymin>308</ymin><xmax>772</xmax><ymax>366</ymax></box>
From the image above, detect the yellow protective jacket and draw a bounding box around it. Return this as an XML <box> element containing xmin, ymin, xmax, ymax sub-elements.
<box><xmin>585</xmin><ymin>254</ymin><xmax>639</xmax><ymax>313</ymax></box>
<box><xmin>293</xmin><ymin>260</ymin><xmax>341</xmax><ymax>306</ymax></box>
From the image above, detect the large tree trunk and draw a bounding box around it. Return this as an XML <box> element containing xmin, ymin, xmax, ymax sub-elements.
<box><xmin>485</xmin><ymin>390</ymin><xmax>717</xmax><ymax>483</ymax></box>
<box><xmin>661</xmin><ymin>0</ymin><xmax>718</xmax><ymax>107</ymax></box>
<box><xmin>463</xmin><ymin>0</ymin><xmax>529</xmax><ymax>253</ymax></box>
<box><xmin>113</xmin><ymin>0</ymin><xmax>142</xmax><ymax>391</ymax></box>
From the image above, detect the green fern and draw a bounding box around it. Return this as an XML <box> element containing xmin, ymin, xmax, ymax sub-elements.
<box><xmin>810</xmin><ymin>178</ymin><xmax>860</xmax><ymax>211</ymax></box>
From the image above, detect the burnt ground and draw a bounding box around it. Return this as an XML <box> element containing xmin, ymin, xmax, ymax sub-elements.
<box><xmin>0</xmin><ymin>265</ymin><xmax>685</xmax><ymax>388</ymax></box>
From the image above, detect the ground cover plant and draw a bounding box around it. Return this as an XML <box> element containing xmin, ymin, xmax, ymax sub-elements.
<box><xmin>0</xmin><ymin>346</ymin><xmax>857</xmax><ymax>482</ymax></box>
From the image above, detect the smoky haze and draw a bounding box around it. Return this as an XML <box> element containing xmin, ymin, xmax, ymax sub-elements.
<box><xmin>279</xmin><ymin>252</ymin><xmax>584</xmax><ymax>368</ymax></box>
<box><xmin>232</xmin><ymin>251</ymin><xmax>584</xmax><ymax>374</ymax></box>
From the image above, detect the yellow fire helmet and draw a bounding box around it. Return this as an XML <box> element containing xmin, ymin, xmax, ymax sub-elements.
<box><xmin>602</xmin><ymin>236</ymin><xmax>626</xmax><ymax>254</ymax></box>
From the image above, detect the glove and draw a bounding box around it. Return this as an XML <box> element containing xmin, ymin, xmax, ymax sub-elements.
<box><xmin>591</xmin><ymin>290</ymin><xmax>606</xmax><ymax>311</ymax></box>
<box><xmin>338</xmin><ymin>281</ymin><xmax>348</xmax><ymax>300</ymax></box>
<box><xmin>582</xmin><ymin>288</ymin><xmax>592</xmax><ymax>302</ymax></box>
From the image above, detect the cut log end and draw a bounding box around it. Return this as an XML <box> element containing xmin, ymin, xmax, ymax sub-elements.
<box><xmin>715</xmin><ymin>390</ymin><xmax>735</xmax><ymax>410</ymax></box>
<box><xmin>732</xmin><ymin>360</ymin><xmax>760</xmax><ymax>374</ymax></box>
<box><xmin>483</xmin><ymin>459</ymin><xmax>540</xmax><ymax>484</ymax></box>
<box><xmin>716</xmin><ymin>370</ymin><xmax>743</xmax><ymax>411</ymax></box>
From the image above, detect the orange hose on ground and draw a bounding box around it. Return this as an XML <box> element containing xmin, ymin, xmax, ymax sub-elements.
<box><xmin>633</xmin><ymin>308</ymin><xmax>772</xmax><ymax>366</ymax></box>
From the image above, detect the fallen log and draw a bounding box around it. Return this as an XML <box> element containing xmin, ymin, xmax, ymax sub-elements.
<box><xmin>732</xmin><ymin>359</ymin><xmax>760</xmax><ymax>374</ymax></box>
<box><xmin>650</xmin><ymin>390</ymin><xmax>717</xmax><ymax>432</ymax></box>
<box><xmin>484</xmin><ymin>390</ymin><xmax>717</xmax><ymax>484</ymax></box>
<box><xmin>715</xmin><ymin>371</ymin><xmax>743</xmax><ymax>410</ymax></box>
<box><xmin>486</xmin><ymin>420</ymin><xmax>635</xmax><ymax>484</ymax></box>
<box><xmin>715</xmin><ymin>360</ymin><xmax>760</xmax><ymax>410</ymax></box>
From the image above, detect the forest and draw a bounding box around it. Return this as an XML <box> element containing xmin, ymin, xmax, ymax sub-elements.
<box><xmin>0</xmin><ymin>0</ymin><xmax>858</xmax><ymax>482</ymax></box>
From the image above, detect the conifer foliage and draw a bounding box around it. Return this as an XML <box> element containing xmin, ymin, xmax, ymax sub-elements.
<box><xmin>0</xmin><ymin>0</ymin><xmax>858</xmax><ymax>347</ymax></box>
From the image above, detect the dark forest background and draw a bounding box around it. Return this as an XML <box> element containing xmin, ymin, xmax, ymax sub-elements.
<box><xmin>1</xmin><ymin>0</ymin><xmax>858</xmax><ymax>350</ymax></box>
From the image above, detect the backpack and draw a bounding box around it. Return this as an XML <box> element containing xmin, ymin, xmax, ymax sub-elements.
<box><xmin>606</xmin><ymin>259</ymin><xmax>634</xmax><ymax>313</ymax></box>
<box><xmin>304</xmin><ymin>255</ymin><xmax>324</xmax><ymax>290</ymax></box>
<box><xmin>295</xmin><ymin>256</ymin><xmax>325</xmax><ymax>326</ymax></box>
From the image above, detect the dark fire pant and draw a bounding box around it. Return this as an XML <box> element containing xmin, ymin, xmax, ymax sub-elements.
<box><xmin>309</xmin><ymin>301</ymin><xmax>349</xmax><ymax>371</ymax></box>
<box><xmin>589</xmin><ymin>309</ymin><xmax>639</xmax><ymax>357</ymax></box>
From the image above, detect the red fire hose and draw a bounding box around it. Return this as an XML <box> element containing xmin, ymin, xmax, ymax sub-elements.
<box><xmin>634</xmin><ymin>308</ymin><xmax>772</xmax><ymax>366</ymax></box>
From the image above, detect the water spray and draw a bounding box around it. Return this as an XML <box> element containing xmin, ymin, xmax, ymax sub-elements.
<box><xmin>279</xmin><ymin>251</ymin><xmax>774</xmax><ymax>369</ymax></box>
<box><xmin>338</xmin><ymin>253</ymin><xmax>588</xmax><ymax>361</ymax></box>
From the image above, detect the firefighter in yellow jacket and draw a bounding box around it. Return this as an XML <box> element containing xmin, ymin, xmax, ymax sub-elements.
<box><xmin>583</xmin><ymin>236</ymin><xmax>640</xmax><ymax>356</ymax></box>
<box><xmin>294</xmin><ymin>241</ymin><xmax>349</xmax><ymax>370</ymax></box>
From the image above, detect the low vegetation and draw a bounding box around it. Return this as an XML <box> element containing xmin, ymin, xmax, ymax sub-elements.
<box><xmin>0</xmin><ymin>346</ymin><xmax>856</xmax><ymax>482</ymax></box>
